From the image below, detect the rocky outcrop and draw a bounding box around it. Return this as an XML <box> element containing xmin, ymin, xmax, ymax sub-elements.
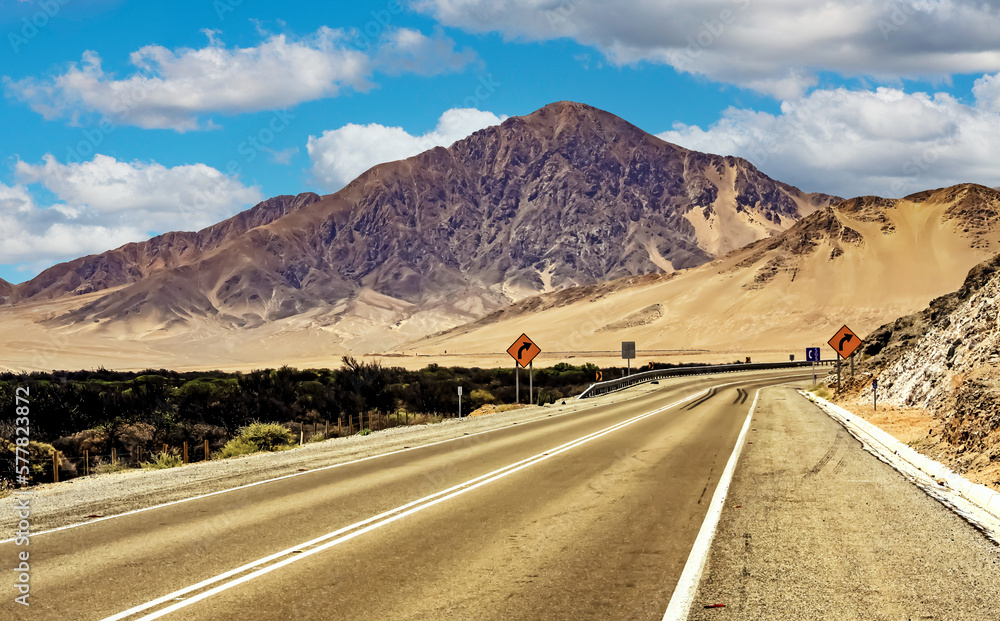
<box><xmin>859</xmin><ymin>254</ymin><xmax>1000</xmax><ymax>453</ymax></box>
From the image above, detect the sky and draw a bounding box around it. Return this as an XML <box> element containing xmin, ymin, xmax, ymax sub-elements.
<box><xmin>2</xmin><ymin>0</ymin><xmax>1000</xmax><ymax>283</ymax></box>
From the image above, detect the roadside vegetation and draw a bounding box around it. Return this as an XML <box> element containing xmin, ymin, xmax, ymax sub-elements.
<box><xmin>0</xmin><ymin>358</ymin><xmax>711</xmax><ymax>486</ymax></box>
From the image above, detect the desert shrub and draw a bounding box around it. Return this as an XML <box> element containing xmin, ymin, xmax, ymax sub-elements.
<box><xmin>217</xmin><ymin>438</ymin><xmax>259</xmax><ymax>459</ymax></box>
<box><xmin>309</xmin><ymin>433</ymin><xmax>325</xmax><ymax>443</ymax></box>
<box><xmin>141</xmin><ymin>450</ymin><xmax>184</xmax><ymax>470</ymax></box>
<box><xmin>357</xmin><ymin>428</ymin><xmax>372</xmax><ymax>436</ymax></box>
<box><xmin>52</xmin><ymin>428</ymin><xmax>108</xmax><ymax>455</ymax></box>
<box><xmin>93</xmin><ymin>459</ymin><xmax>128</xmax><ymax>475</ymax></box>
<box><xmin>811</xmin><ymin>385</ymin><xmax>832</xmax><ymax>399</ymax></box>
<box><xmin>217</xmin><ymin>421</ymin><xmax>294</xmax><ymax>458</ymax></box>
<box><xmin>120</xmin><ymin>422</ymin><xmax>156</xmax><ymax>451</ymax></box>
<box><xmin>0</xmin><ymin>438</ymin><xmax>62</xmax><ymax>484</ymax></box>
<box><xmin>468</xmin><ymin>389</ymin><xmax>496</xmax><ymax>410</ymax></box>
<box><xmin>536</xmin><ymin>390</ymin><xmax>558</xmax><ymax>406</ymax></box>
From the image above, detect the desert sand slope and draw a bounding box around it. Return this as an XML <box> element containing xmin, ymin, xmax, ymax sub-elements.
<box><xmin>405</xmin><ymin>184</ymin><xmax>1000</xmax><ymax>359</ymax></box>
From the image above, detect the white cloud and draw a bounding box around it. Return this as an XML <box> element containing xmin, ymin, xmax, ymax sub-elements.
<box><xmin>413</xmin><ymin>0</ymin><xmax>1000</xmax><ymax>98</ymax></box>
<box><xmin>5</xmin><ymin>27</ymin><xmax>476</xmax><ymax>131</ymax></box>
<box><xmin>0</xmin><ymin>155</ymin><xmax>262</xmax><ymax>267</ymax></box>
<box><xmin>658</xmin><ymin>79</ymin><xmax>1000</xmax><ymax>197</ymax></box>
<box><xmin>307</xmin><ymin>108</ymin><xmax>507</xmax><ymax>191</ymax></box>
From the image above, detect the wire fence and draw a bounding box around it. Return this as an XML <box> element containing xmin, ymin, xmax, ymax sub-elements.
<box><xmin>40</xmin><ymin>410</ymin><xmax>464</xmax><ymax>484</ymax></box>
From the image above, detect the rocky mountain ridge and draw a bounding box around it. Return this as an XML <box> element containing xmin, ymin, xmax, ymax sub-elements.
<box><xmin>16</xmin><ymin>101</ymin><xmax>837</xmax><ymax>344</ymax></box>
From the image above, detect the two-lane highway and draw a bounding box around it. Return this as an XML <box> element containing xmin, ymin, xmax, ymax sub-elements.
<box><xmin>4</xmin><ymin>370</ymin><xmax>811</xmax><ymax>620</ymax></box>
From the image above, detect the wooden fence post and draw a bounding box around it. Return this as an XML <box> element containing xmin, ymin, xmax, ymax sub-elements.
<box><xmin>84</xmin><ymin>449</ymin><xmax>89</xmax><ymax>477</ymax></box>
<box><xmin>183</xmin><ymin>442</ymin><xmax>189</xmax><ymax>464</ymax></box>
<box><xmin>205</xmin><ymin>439</ymin><xmax>210</xmax><ymax>461</ymax></box>
<box><xmin>53</xmin><ymin>452</ymin><xmax>59</xmax><ymax>483</ymax></box>
<box><xmin>162</xmin><ymin>443</ymin><xmax>168</xmax><ymax>455</ymax></box>
<box><xmin>111</xmin><ymin>447</ymin><xmax>116</xmax><ymax>467</ymax></box>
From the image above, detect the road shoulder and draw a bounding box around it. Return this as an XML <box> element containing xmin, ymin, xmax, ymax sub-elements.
<box><xmin>688</xmin><ymin>385</ymin><xmax>1000</xmax><ymax>620</ymax></box>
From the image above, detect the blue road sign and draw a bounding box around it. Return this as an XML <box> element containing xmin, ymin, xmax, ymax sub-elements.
<box><xmin>806</xmin><ymin>347</ymin><xmax>821</xmax><ymax>362</ymax></box>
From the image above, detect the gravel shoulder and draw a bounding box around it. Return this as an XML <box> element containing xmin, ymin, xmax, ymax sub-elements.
<box><xmin>689</xmin><ymin>385</ymin><xmax>1000</xmax><ymax>620</ymax></box>
<box><xmin>1</xmin><ymin>381</ymin><xmax>670</xmax><ymax>534</ymax></box>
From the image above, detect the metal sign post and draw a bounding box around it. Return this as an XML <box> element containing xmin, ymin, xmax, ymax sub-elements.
<box><xmin>828</xmin><ymin>326</ymin><xmax>862</xmax><ymax>394</ymax></box>
<box><xmin>529</xmin><ymin>361</ymin><xmax>533</xmax><ymax>405</ymax></box>
<box><xmin>458</xmin><ymin>386</ymin><xmax>463</xmax><ymax>418</ymax></box>
<box><xmin>873</xmin><ymin>378</ymin><xmax>878</xmax><ymax>411</ymax></box>
<box><xmin>507</xmin><ymin>333</ymin><xmax>541</xmax><ymax>405</ymax></box>
<box><xmin>622</xmin><ymin>341</ymin><xmax>635</xmax><ymax>377</ymax></box>
<box><xmin>806</xmin><ymin>347</ymin><xmax>821</xmax><ymax>385</ymax></box>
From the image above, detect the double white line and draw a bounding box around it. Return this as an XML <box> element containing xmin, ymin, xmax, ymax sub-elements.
<box><xmin>108</xmin><ymin>373</ymin><xmax>808</xmax><ymax>620</ymax></box>
<box><xmin>105</xmin><ymin>389</ymin><xmax>706</xmax><ymax>620</ymax></box>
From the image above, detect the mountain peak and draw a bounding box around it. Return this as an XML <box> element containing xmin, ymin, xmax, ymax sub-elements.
<box><xmin>14</xmin><ymin>102</ymin><xmax>839</xmax><ymax>356</ymax></box>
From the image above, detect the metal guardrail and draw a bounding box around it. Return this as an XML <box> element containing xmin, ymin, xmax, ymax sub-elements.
<box><xmin>576</xmin><ymin>359</ymin><xmax>836</xmax><ymax>399</ymax></box>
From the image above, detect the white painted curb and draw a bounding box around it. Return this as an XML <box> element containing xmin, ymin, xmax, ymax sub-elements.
<box><xmin>803</xmin><ymin>392</ymin><xmax>1000</xmax><ymax>521</ymax></box>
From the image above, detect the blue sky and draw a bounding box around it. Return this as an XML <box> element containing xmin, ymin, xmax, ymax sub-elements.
<box><xmin>2</xmin><ymin>0</ymin><xmax>1000</xmax><ymax>283</ymax></box>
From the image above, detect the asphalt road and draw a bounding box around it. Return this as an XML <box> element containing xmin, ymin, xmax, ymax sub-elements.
<box><xmin>2</xmin><ymin>369</ymin><xmax>803</xmax><ymax>620</ymax></box>
<box><xmin>7</xmin><ymin>370</ymin><xmax>997</xmax><ymax>620</ymax></box>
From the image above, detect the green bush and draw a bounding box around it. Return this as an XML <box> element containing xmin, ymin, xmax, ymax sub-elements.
<box><xmin>217</xmin><ymin>438</ymin><xmax>258</xmax><ymax>459</ymax></box>
<box><xmin>0</xmin><ymin>439</ymin><xmax>62</xmax><ymax>484</ymax></box>
<box><xmin>357</xmin><ymin>428</ymin><xmax>371</xmax><ymax>436</ymax></box>
<box><xmin>141</xmin><ymin>450</ymin><xmax>184</xmax><ymax>470</ymax></box>
<box><xmin>536</xmin><ymin>390</ymin><xmax>558</xmax><ymax>406</ymax></box>
<box><xmin>217</xmin><ymin>422</ymin><xmax>294</xmax><ymax>458</ymax></box>
<box><xmin>93</xmin><ymin>459</ymin><xmax>128</xmax><ymax>475</ymax></box>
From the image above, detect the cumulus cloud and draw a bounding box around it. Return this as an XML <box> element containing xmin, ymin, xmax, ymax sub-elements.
<box><xmin>307</xmin><ymin>108</ymin><xmax>507</xmax><ymax>191</ymax></box>
<box><xmin>4</xmin><ymin>27</ymin><xmax>476</xmax><ymax>131</ymax></box>
<box><xmin>658</xmin><ymin>77</ymin><xmax>1000</xmax><ymax>197</ymax></box>
<box><xmin>413</xmin><ymin>0</ymin><xmax>1000</xmax><ymax>98</ymax></box>
<box><xmin>0</xmin><ymin>155</ymin><xmax>261</xmax><ymax>267</ymax></box>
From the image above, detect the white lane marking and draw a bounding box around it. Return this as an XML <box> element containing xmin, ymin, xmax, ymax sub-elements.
<box><xmin>109</xmin><ymin>373</ymin><xmax>809</xmax><ymax>621</ymax></box>
<box><xmin>662</xmin><ymin>389</ymin><xmax>761</xmax><ymax>621</ymax></box>
<box><xmin>1</xmin><ymin>383</ymin><xmax>666</xmax><ymax>544</ymax></box>
<box><xmin>105</xmin><ymin>388</ymin><xmax>711</xmax><ymax>621</ymax></box>
<box><xmin>3</xmin><ymin>369</ymin><xmax>799</xmax><ymax>544</ymax></box>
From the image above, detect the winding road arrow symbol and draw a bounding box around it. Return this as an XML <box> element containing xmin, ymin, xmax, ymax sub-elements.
<box><xmin>837</xmin><ymin>333</ymin><xmax>854</xmax><ymax>352</ymax></box>
<box><xmin>507</xmin><ymin>333</ymin><xmax>541</xmax><ymax>367</ymax></box>
<box><xmin>828</xmin><ymin>325</ymin><xmax>861</xmax><ymax>359</ymax></box>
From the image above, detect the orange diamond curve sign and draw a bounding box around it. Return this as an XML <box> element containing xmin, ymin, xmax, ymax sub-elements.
<box><xmin>507</xmin><ymin>333</ymin><xmax>541</xmax><ymax>368</ymax></box>
<box><xmin>828</xmin><ymin>325</ymin><xmax>862</xmax><ymax>359</ymax></box>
